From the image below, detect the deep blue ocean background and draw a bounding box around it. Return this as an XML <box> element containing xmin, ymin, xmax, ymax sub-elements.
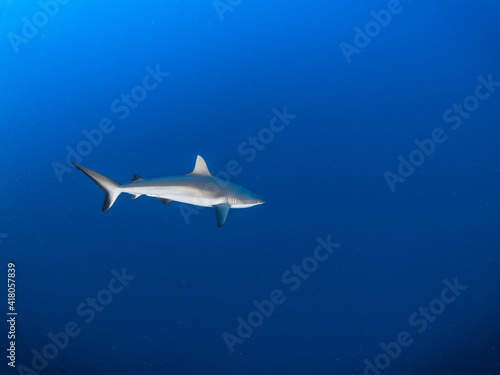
<box><xmin>1</xmin><ymin>1</ymin><xmax>499</xmax><ymax>374</ymax></box>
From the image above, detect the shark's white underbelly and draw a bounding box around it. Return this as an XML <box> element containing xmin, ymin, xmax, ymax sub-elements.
<box><xmin>122</xmin><ymin>186</ymin><xmax>227</xmax><ymax>207</ymax></box>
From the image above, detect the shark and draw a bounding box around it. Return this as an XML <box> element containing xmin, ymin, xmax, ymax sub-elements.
<box><xmin>72</xmin><ymin>155</ymin><xmax>265</xmax><ymax>227</ymax></box>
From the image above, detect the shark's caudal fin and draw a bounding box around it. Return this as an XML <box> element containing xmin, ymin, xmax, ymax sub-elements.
<box><xmin>72</xmin><ymin>163</ymin><xmax>122</xmax><ymax>212</ymax></box>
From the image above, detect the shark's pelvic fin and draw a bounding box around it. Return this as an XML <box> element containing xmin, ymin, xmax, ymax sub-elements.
<box><xmin>72</xmin><ymin>162</ymin><xmax>122</xmax><ymax>212</ymax></box>
<box><xmin>188</xmin><ymin>155</ymin><xmax>212</xmax><ymax>176</ymax></box>
<box><xmin>130</xmin><ymin>175</ymin><xmax>142</xmax><ymax>182</ymax></box>
<box><xmin>158</xmin><ymin>198</ymin><xmax>172</xmax><ymax>205</ymax></box>
<box><xmin>214</xmin><ymin>203</ymin><xmax>230</xmax><ymax>227</ymax></box>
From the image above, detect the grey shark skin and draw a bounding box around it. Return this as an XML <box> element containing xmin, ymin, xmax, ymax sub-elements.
<box><xmin>72</xmin><ymin>155</ymin><xmax>265</xmax><ymax>227</ymax></box>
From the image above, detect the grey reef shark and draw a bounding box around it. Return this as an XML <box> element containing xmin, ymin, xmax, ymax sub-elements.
<box><xmin>73</xmin><ymin>155</ymin><xmax>265</xmax><ymax>227</ymax></box>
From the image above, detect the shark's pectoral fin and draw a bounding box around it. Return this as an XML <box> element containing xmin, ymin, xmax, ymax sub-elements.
<box><xmin>158</xmin><ymin>198</ymin><xmax>172</xmax><ymax>205</ymax></box>
<box><xmin>213</xmin><ymin>203</ymin><xmax>230</xmax><ymax>227</ymax></box>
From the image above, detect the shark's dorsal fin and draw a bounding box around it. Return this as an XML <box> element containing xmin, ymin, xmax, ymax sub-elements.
<box><xmin>188</xmin><ymin>155</ymin><xmax>212</xmax><ymax>176</ymax></box>
<box><xmin>130</xmin><ymin>175</ymin><xmax>142</xmax><ymax>182</ymax></box>
<box><xmin>131</xmin><ymin>194</ymin><xmax>141</xmax><ymax>199</ymax></box>
<box><xmin>213</xmin><ymin>203</ymin><xmax>230</xmax><ymax>227</ymax></box>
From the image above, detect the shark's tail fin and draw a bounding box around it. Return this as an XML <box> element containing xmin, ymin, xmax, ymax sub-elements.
<box><xmin>72</xmin><ymin>163</ymin><xmax>122</xmax><ymax>212</ymax></box>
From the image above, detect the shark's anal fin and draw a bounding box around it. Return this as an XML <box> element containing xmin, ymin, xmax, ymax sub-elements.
<box><xmin>213</xmin><ymin>203</ymin><xmax>230</xmax><ymax>227</ymax></box>
<box><xmin>158</xmin><ymin>198</ymin><xmax>172</xmax><ymax>205</ymax></box>
<box><xmin>130</xmin><ymin>175</ymin><xmax>142</xmax><ymax>182</ymax></box>
<box><xmin>188</xmin><ymin>155</ymin><xmax>212</xmax><ymax>176</ymax></box>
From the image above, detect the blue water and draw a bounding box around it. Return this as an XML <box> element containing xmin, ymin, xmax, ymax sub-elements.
<box><xmin>1</xmin><ymin>1</ymin><xmax>499</xmax><ymax>374</ymax></box>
